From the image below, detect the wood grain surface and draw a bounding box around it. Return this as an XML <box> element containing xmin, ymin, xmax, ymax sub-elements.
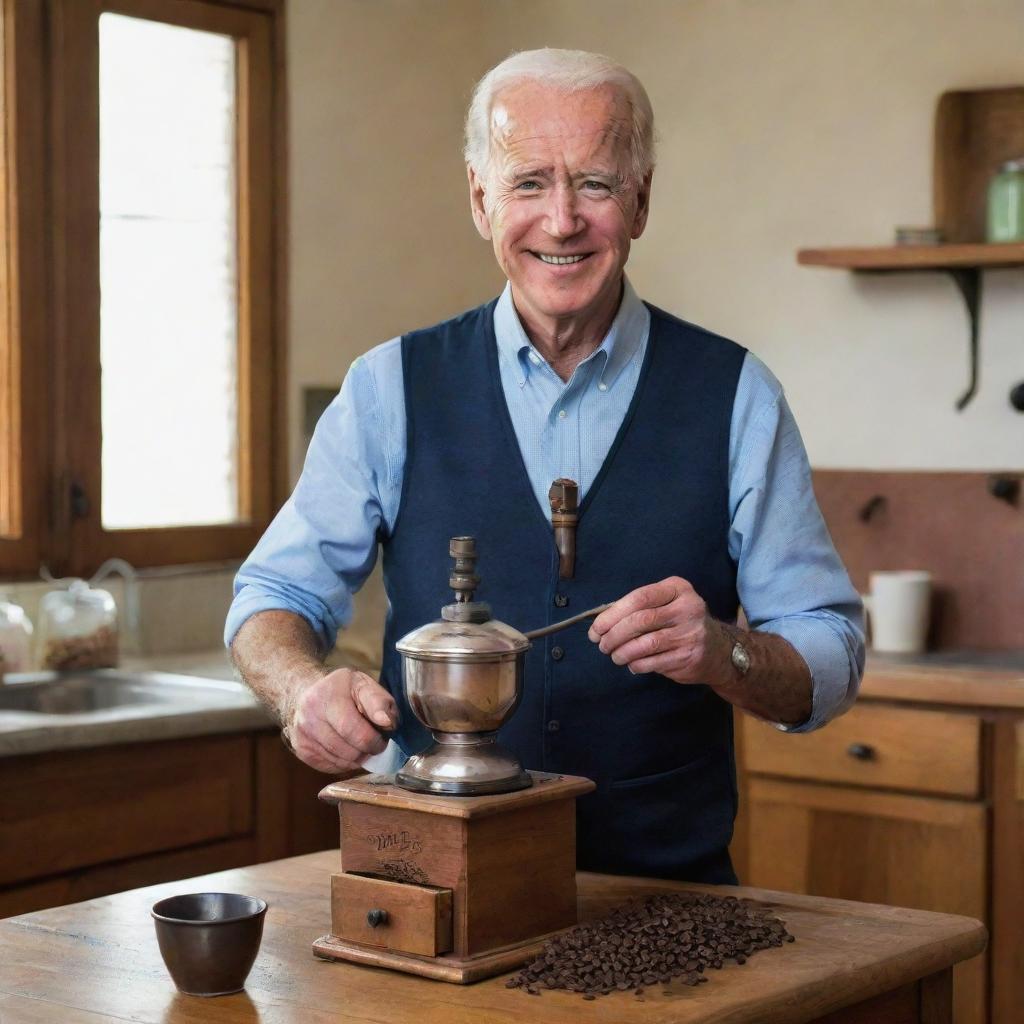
<box><xmin>0</xmin><ymin>850</ymin><xmax>986</xmax><ymax>1024</ymax></box>
<box><xmin>321</xmin><ymin>770</ymin><xmax>595</xmax><ymax>818</ymax></box>
<box><xmin>330</xmin><ymin>873</ymin><xmax>452</xmax><ymax>956</ymax></box>
<box><xmin>797</xmin><ymin>242</ymin><xmax>1024</xmax><ymax>269</ymax></box>
<box><xmin>745</xmin><ymin>778</ymin><xmax>987</xmax><ymax>1023</ymax></box>
<box><xmin>933</xmin><ymin>87</ymin><xmax>1024</xmax><ymax>244</ymax></box>
<box><xmin>742</xmin><ymin>703</ymin><xmax>982</xmax><ymax>797</ymax></box>
<box><xmin>859</xmin><ymin>662</ymin><xmax>1024</xmax><ymax>710</ymax></box>
<box><xmin>336</xmin><ymin>772</ymin><xmax>582</xmax><ymax>961</ymax></box>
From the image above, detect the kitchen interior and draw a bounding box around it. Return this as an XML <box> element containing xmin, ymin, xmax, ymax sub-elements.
<box><xmin>1</xmin><ymin>1</ymin><xmax>1022</xmax><ymax>1022</ymax></box>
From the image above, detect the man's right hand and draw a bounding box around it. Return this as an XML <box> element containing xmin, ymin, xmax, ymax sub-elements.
<box><xmin>283</xmin><ymin>668</ymin><xmax>398</xmax><ymax>774</ymax></box>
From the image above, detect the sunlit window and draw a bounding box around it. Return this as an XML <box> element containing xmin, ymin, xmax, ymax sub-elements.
<box><xmin>99</xmin><ymin>13</ymin><xmax>237</xmax><ymax>530</ymax></box>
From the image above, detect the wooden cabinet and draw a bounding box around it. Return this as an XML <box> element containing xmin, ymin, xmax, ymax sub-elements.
<box><xmin>0</xmin><ymin>729</ymin><xmax>339</xmax><ymax>918</ymax></box>
<box><xmin>734</xmin><ymin>692</ymin><xmax>1024</xmax><ymax>1024</ymax></box>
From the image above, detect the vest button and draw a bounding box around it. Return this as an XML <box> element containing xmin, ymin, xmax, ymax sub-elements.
<box><xmin>547</xmin><ymin>720</ymin><xmax>560</xmax><ymax>732</ymax></box>
<box><xmin>554</xmin><ymin>593</ymin><xmax>569</xmax><ymax>608</ymax></box>
<box><xmin>551</xmin><ymin>646</ymin><xmax>564</xmax><ymax>661</ymax></box>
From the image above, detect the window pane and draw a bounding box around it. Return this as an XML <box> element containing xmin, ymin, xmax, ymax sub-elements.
<box><xmin>99</xmin><ymin>13</ymin><xmax>237</xmax><ymax>530</ymax></box>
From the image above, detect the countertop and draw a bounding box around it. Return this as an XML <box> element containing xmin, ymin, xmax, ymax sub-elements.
<box><xmin>0</xmin><ymin>850</ymin><xmax>985</xmax><ymax>1024</ymax></box>
<box><xmin>862</xmin><ymin>650</ymin><xmax>1024</xmax><ymax>709</ymax></box>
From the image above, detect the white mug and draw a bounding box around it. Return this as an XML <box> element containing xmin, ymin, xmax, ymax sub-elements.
<box><xmin>862</xmin><ymin>571</ymin><xmax>932</xmax><ymax>654</ymax></box>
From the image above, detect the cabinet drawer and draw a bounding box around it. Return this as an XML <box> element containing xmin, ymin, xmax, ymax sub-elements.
<box><xmin>331</xmin><ymin>873</ymin><xmax>453</xmax><ymax>957</ymax></box>
<box><xmin>742</xmin><ymin>703</ymin><xmax>981</xmax><ymax>797</ymax></box>
<box><xmin>0</xmin><ymin>735</ymin><xmax>254</xmax><ymax>886</ymax></box>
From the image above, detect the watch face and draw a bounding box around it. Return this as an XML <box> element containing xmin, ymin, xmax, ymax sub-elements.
<box><xmin>732</xmin><ymin>641</ymin><xmax>751</xmax><ymax>675</ymax></box>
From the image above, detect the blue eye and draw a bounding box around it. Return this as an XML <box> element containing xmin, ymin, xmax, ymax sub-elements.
<box><xmin>584</xmin><ymin>180</ymin><xmax>609</xmax><ymax>191</ymax></box>
<box><xmin>516</xmin><ymin>181</ymin><xmax>541</xmax><ymax>191</ymax></box>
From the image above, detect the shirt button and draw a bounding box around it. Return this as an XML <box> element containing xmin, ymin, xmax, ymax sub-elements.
<box><xmin>551</xmin><ymin>646</ymin><xmax>564</xmax><ymax>661</ymax></box>
<box><xmin>598</xmin><ymin>382</ymin><xmax>608</xmax><ymax>392</ymax></box>
<box><xmin>554</xmin><ymin>593</ymin><xmax>569</xmax><ymax>608</ymax></box>
<box><xmin>558</xmin><ymin>409</ymin><xmax>567</xmax><ymax>420</ymax></box>
<box><xmin>547</xmin><ymin>720</ymin><xmax>560</xmax><ymax>733</ymax></box>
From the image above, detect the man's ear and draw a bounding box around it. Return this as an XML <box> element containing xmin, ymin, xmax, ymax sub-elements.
<box><xmin>468</xmin><ymin>164</ymin><xmax>492</xmax><ymax>241</ymax></box>
<box><xmin>631</xmin><ymin>171</ymin><xmax>654</xmax><ymax>240</ymax></box>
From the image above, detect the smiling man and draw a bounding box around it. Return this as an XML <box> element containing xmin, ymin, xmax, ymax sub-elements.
<box><xmin>227</xmin><ymin>49</ymin><xmax>864</xmax><ymax>884</ymax></box>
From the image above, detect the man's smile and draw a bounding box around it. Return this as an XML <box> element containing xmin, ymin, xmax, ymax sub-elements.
<box><xmin>531</xmin><ymin>251</ymin><xmax>592</xmax><ymax>265</ymax></box>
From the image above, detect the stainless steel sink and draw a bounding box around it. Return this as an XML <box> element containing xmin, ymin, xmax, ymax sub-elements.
<box><xmin>0</xmin><ymin>668</ymin><xmax>273</xmax><ymax>758</ymax></box>
<box><xmin>0</xmin><ymin>668</ymin><xmax>261</xmax><ymax>721</ymax></box>
<box><xmin>0</xmin><ymin>673</ymin><xmax>179</xmax><ymax>714</ymax></box>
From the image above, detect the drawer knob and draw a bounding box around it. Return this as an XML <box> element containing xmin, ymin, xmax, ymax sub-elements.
<box><xmin>847</xmin><ymin>743</ymin><xmax>876</xmax><ymax>761</ymax></box>
<box><xmin>366</xmin><ymin>908</ymin><xmax>389</xmax><ymax>928</ymax></box>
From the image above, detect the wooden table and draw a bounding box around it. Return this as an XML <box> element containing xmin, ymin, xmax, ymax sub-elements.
<box><xmin>0</xmin><ymin>851</ymin><xmax>985</xmax><ymax>1023</ymax></box>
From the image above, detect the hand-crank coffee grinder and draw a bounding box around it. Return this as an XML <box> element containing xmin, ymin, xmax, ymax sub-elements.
<box><xmin>313</xmin><ymin>536</ymin><xmax>599</xmax><ymax>983</ymax></box>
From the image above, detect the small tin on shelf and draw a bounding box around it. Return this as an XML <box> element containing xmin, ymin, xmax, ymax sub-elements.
<box><xmin>893</xmin><ymin>225</ymin><xmax>944</xmax><ymax>246</ymax></box>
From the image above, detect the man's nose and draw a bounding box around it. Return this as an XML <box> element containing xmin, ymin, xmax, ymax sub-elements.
<box><xmin>543</xmin><ymin>185</ymin><xmax>583</xmax><ymax>239</ymax></box>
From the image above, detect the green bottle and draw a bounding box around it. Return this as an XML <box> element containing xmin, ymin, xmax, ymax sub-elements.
<box><xmin>987</xmin><ymin>158</ymin><xmax>1024</xmax><ymax>242</ymax></box>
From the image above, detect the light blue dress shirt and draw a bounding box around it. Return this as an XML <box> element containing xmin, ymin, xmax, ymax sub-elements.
<box><xmin>227</xmin><ymin>280</ymin><xmax>865</xmax><ymax>733</ymax></box>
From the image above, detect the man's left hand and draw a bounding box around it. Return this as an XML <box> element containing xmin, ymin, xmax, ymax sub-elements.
<box><xmin>587</xmin><ymin>576</ymin><xmax>731</xmax><ymax>686</ymax></box>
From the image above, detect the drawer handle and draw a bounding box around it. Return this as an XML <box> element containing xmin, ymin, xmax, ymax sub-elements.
<box><xmin>366</xmin><ymin>909</ymin><xmax>389</xmax><ymax>928</ymax></box>
<box><xmin>847</xmin><ymin>743</ymin><xmax>876</xmax><ymax>761</ymax></box>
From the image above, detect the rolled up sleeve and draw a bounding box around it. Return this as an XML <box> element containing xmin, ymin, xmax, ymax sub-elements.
<box><xmin>225</xmin><ymin>347</ymin><xmax>398</xmax><ymax>651</ymax></box>
<box><xmin>729</xmin><ymin>354</ymin><xmax>865</xmax><ymax>732</ymax></box>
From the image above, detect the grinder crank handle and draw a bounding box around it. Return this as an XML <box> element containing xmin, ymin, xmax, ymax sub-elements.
<box><xmin>523</xmin><ymin>602</ymin><xmax>614</xmax><ymax>641</ymax></box>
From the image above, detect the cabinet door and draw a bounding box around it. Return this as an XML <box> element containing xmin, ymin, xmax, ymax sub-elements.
<box><xmin>746</xmin><ymin>778</ymin><xmax>987</xmax><ymax>1024</ymax></box>
<box><xmin>0</xmin><ymin>734</ymin><xmax>254</xmax><ymax>886</ymax></box>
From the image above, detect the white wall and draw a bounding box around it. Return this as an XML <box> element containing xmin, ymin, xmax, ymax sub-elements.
<box><xmin>287</xmin><ymin>0</ymin><xmax>1024</xmax><ymax>477</ymax></box>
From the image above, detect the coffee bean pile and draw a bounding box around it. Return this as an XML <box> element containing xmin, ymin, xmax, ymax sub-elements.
<box><xmin>506</xmin><ymin>892</ymin><xmax>793</xmax><ymax>999</ymax></box>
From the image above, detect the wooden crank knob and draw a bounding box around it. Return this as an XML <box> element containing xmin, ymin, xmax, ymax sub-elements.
<box><xmin>366</xmin><ymin>909</ymin><xmax>389</xmax><ymax>928</ymax></box>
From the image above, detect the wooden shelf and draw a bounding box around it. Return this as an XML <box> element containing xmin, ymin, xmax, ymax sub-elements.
<box><xmin>797</xmin><ymin>242</ymin><xmax>1024</xmax><ymax>271</ymax></box>
<box><xmin>796</xmin><ymin>87</ymin><xmax>1024</xmax><ymax>411</ymax></box>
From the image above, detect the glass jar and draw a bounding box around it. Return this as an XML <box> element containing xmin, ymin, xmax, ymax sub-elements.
<box><xmin>0</xmin><ymin>594</ymin><xmax>34</xmax><ymax>678</ymax></box>
<box><xmin>37</xmin><ymin>579</ymin><xmax>119</xmax><ymax>671</ymax></box>
<box><xmin>986</xmin><ymin>158</ymin><xmax>1024</xmax><ymax>242</ymax></box>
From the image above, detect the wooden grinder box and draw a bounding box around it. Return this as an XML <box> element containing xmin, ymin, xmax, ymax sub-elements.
<box><xmin>313</xmin><ymin>771</ymin><xmax>595</xmax><ymax>983</ymax></box>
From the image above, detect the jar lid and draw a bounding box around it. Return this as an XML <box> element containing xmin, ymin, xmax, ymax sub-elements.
<box><xmin>396</xmin><ymin>617</ymin><xmax>530</xmax><ymax>662</ymax></box>
<box><xmin>1000</xmin><ymin>157</ymin><xmax>1024</xmax><ymax>173</ymax></box>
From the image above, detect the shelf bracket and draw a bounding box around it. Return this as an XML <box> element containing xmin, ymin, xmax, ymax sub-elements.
<box><xmin>865</xmin><ymin>265</ymin><xmax>983</xmax><ymax>411</ymax></box>
<box><xmin>946</xmin><ymin>268</ymin><xmax>981</xmax><ymax>411</ymax></box>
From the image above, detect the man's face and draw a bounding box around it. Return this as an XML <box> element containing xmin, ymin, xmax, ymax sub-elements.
<box><xmin>469</xmin><ymin>81</ymin><xmax>651</xmax><ymax>330</ymax></box>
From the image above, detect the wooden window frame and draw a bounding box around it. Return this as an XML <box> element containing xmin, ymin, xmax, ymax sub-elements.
<box><xmin>0</xmin><ymin>0</ymin><xmax>287</xmax><ymax>579</ymax></box>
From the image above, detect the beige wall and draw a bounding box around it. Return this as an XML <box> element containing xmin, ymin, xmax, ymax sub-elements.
<box><xmin>288</xmin><ymin>0</ymin><xmax>1024</xmax><ymax>480</ymax></box>
<box><xmin>287</xmin><ymin>0</ymin><xmax>506</xmax><ymax>476</ymax></box>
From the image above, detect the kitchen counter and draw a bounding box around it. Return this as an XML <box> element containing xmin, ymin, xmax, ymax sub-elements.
<box><xmin>862</xmin><ymin>650</ymin><xmax>1024</xmax><ymax>709</ymax></box>
<box><xmin>0</xmin><ymin>850</ymin><xmax>985</xmax><ymax>1023</ymax></box>
<box><xmin>0</xmin><ymin>666</ymin><xmax>274</xmax><ymax>757</ymax></box>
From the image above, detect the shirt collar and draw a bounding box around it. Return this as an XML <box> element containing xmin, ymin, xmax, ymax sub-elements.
<box><xmin>493</xmin><ymin>277</ymin><xmax>649</xmax><ymax>390</ymax></box>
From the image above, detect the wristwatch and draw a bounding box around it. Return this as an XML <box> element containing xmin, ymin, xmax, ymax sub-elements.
<box><xmin>730</xmin><ymin>639</ymin><xmax>751</xmax><ymax>677</ymax></box>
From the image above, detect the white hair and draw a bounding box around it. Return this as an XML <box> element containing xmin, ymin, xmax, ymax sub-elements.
<box><xmin>464</xmin><ymin>48</ymin><xmax>656</xmax><ymax>184</ymax></box>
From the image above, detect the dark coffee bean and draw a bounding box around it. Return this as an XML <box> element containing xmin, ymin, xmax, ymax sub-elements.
<box><xmin>506</xmin><ymin>892</ymin><xmax>793</xmax><ymax>1000</ymax></box>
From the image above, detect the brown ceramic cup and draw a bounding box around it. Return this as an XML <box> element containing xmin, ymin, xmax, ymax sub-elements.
<box><xmin>151</xmin><ymin>892</ymin><xmax>267</xmax><ymax>997</ymax></box>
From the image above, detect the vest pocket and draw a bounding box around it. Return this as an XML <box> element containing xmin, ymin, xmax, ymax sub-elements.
<box><xmin>609</xmin><ymin>749</ymin><xmax>716</xmax><ymax>790</ymax></box>
<box><xmin>585</xmin><ymin>747</ymin><xmax>735</xmax><ymax>882</ymax></box>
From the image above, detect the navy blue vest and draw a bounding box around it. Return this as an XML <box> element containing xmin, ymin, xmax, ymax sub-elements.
<box><xmin>380</xmin><ymin>300</ymin><xmax>746</xmax><ymax>884</ymax></box>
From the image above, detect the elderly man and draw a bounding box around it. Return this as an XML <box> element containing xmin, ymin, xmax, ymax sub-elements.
<box><xmin>227</xmin><ymin>49</ymin><xmax>863</xmax><ymax>885</ymax></box>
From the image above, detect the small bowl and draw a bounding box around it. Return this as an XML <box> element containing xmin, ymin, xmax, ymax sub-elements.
<box><xmin>151</xmin><ymin>892</ymin><xmax>267</xmax><ymax>997</ymax></box>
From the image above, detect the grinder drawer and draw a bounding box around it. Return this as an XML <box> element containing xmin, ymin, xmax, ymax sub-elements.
<box><xmin>331</xmin><ymin>873</ymin><xmax>453</xmax><ymax>956</ymax></box>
